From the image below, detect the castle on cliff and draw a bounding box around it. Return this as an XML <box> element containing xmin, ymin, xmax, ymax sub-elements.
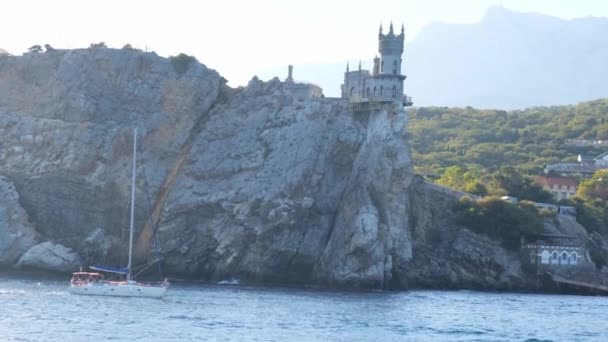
<box><xmin>283</xmin><ymin>23</ymin><xmax>412</xmax><ymax>107</ymax></box>
<box><xmin>341</xmin><ymin>23</ymin><xmax>413</xmax><ymax>107</ymax></box>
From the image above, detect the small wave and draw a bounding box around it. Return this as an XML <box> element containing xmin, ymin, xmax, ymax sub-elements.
<box><xmin>167</xmin><ymin>314</ymin><xmax>205</xmax><ymax>321</ymax></box>
<box><xmin>217</xmin><ymin>278</ymin><xmax>239</xmax><ymax>285</ymax></box>
<box><xmin>0</xmin><ymin>289</ymin><xmax>27</xmax><ymax>295</ymax></box>
<box><xmin>436</xmin><ymin>328</ymin><xmax>487</xmax><ymax>335</ymax></box>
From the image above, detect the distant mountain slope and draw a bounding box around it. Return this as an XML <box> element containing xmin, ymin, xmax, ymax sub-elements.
<box><xmin>407</xmin><ymin>6</ymin><xmax>608</xmax><ymax>109</ymax></box>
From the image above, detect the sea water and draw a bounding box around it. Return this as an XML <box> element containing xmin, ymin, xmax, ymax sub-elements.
<box><xmin>1</xmin><ymin>275</ymin><xmax>607</xmax><ymax>341</ymax></box>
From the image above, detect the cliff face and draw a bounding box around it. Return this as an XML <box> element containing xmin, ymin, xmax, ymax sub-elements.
<box><xmin>151</xmin><ymin>77</ymin><xmax>414</xmax><ymax>288</ymax></box>
<box><xmin>0</xmin><ymin>48</ymin><xmax>223</xmax><ymax>270</ymax></box>
<box><xmin>0</xmin><ymin>48</ymin><xmax>594</xmax><ymax>290</ymax></box>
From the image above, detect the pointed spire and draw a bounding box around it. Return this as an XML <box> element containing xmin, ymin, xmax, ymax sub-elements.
<box><xmin>389</xmin><ymin>22</ymin><xmax>394</xmax><ymax>34</ymax></box>
<box><xmin>379</xmin><ymin>24</ymin><xmax>383</xmax><ymax>34</ymax></box>
<box><xmin>358</xmin><ymin>60</ymin><xmax>361</xmax><ymax>70</ymax></box>
<box><xmin>346</xmin><ymin>62</ymin><xmax>349</xmax><ymax>72</ymax></box>
<box><xmin>401</xmin><ymin>23</ymin><xmax>405</xmax><ymax>34</ymax></box>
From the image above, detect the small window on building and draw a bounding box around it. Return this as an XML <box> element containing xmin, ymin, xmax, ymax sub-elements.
<box><xmin>551</xmin><ymin>251</ymin><xmax>559</xmax><ymax>264</ymax></box>
<box><xmin>392</xmin><ymin>85</ymin><xmax>397</xmax><ymax>98</ymax></box>
<box><xmin>373</xmin><ymin>86</ymin><xmax>377</xmax><ymax>96</ymax></box>
<box><xmin>380</xmin><ymin>86</ymin><xmax>383</xmax><ymax>95</ymax></box>
<box><xmin>561</xmin><ymin>252</ymin><xmax>568</xmax><ymax>264</ymax></box>
<box><xmin>350</xmin><ymin>87</ymin><xmax>355</xmax><ymax>97</ymax></box>
<box><xmin>530</xmin><ymin>250</ymin><xmax>536</xmax><ymax>264</ymax></box>
<box><xmin>561</xmin><ymin>191</ymin><xmax>567</xmax><ymax>199</ymax></box>
<box><xmin>381</xmin><ymin>61</ymin><xmax>384</xmax><ymax>73</ymax></box>
<box><xmin>366</xmin><ymin>87</ymin><xmax>370</xmax><ymax>97</ymax></box>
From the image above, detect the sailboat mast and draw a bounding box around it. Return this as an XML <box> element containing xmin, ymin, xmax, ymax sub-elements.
<box><xmin>127</xmin><ymin>128</ymin><xmax>137</xmax><ymax>282</ymax></box>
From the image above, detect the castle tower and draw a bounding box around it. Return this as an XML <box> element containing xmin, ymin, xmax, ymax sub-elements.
<box><xmin>378</xmin><ymin>23</ymin><xmax>405</xmax><ymax>76</ymax></box>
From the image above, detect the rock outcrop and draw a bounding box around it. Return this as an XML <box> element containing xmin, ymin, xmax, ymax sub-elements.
<box><xmin>16</xmin><ymin>241</ymin><xmax>80</xmax><ymax>272</ymax></box>
<box><xmin>399</xmin><ymin>178</ymin><xmax>524</xmax><ymax>290</ymax></box>
<box><xmin>0</xmin><ymin>176</ymin><xmax>39</xmax><ymax>266</ymax></box>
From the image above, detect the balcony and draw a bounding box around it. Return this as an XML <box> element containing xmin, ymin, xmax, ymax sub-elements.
<box><xmin>403</xmin><ymin>95</ymin><xmax>413</xmax><ymax>107</ymax></box>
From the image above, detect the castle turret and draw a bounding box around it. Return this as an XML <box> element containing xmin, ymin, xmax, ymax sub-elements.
<box><xmin>286</xmin><ymin>65</ymin><xmax>294</xmax><ymax>83</ymax></box>
<box><xmin>373</xmin><ymin>56</ymin><xmax>380</xmax><ymax>76</ymax></box>
<box><xmin>378</xmin><ymin>22</ymin><xmax>404</xmax><ymax>76</ymax></box>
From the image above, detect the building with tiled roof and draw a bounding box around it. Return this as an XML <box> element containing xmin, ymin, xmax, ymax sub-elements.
<box><xmin>536</xmin><ymin>176</ymin><xmax>578</xmax><ymax>200</ymax></box>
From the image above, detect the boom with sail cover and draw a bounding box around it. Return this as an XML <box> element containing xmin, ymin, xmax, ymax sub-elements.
<box><xmin>89</xmin><ymin>265</ymin><xmax>129</xmax><ymax>275</ymax></box>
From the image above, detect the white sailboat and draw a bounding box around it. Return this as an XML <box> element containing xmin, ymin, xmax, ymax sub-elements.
<box><xmin>68</xmin><ymin>129</ymin><xmax>169</xmax><ymax>298</ymax></box>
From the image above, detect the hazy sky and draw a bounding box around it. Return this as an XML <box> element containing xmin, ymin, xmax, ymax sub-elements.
<box><xmin>2</xmin><ymin>0</ymin><xmax>607</xmax><ymax>86</ymax></box>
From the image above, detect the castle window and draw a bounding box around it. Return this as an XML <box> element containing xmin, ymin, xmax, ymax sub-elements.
<box><xmin>393</xmin><ymin>60</ymin><xmax>397</xmax><ymax>75</ymax></box>
<box><xmin>366</xmin><ymin>87</ymin><xmax>370</xmax><ymax>97</ymax></box>
<box><xmin>392</xmin><ymin>85</ymin><xmax>397</xmax><ymax>98</ymax></box>
<box><xmin>373</xmin><ymin>86</ymin><xmax>377</xmax><ymax>96</ymax></box>
<box><xmin>380</xmin><ymin>86</ymin><xmax>383</xmax><ymax>95</ymax></box>
<box><xmin>350</xmin><ymin>87</ymin><xmax>355</xmax><ymax>97</ymax></box>
<box><xmin>570</xmin><ymin>252</ymin><xmax>579</xmax><ymax>265</ymax></box>
<box><xmin>381</xmin><ymin>61</ymin><xmax>384</xmax><ymax>73</ymax></box>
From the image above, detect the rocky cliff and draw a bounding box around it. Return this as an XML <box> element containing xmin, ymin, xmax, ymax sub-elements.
<box><xmin>0</xmin><ymin>48</ymin><xmax>597</xmax><ymax>290</ymax></box>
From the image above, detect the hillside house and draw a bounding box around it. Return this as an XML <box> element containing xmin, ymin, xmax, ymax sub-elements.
<box><xmin>547</xmin><ymin>151</ymin><xmax>608</xmax><ymax>175</ymax></box>
<box><xmin>593</xmin><ymin>151</ymin><xmax>608</xmax><ymax>168</ymax></box>
<box><xmin>535</xmin><ymin>176</ymin><xmax>578</xmax><ymax>200</ymax></box>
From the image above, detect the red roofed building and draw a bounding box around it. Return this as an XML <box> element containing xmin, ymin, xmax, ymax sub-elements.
<box><xmin>536</xmin><ymin>177</ymin><xmax>578</xmax><ymax>200</ymax></box>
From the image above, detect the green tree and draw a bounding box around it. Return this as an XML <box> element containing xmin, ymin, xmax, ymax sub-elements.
<box><xmin>89</xmin><ymin>42</ymin><xmax>107</xmax><ymax>48</ymax></box>
<box><xmin>436</xmin><ymin>165</ymin><xmax>488</xmax><ymax>195</ymax></box>
<box><xmin>577</xmin><ymin>170</ymin><xmax>608</xmax><ymax>201</ymax></box>
<box><xmin>169</xmin><ymin>53</ymin><xmax>197</xmax><ymax>75</ymax></box>
<box><xmin>491</xmin><ymin>166</ymin><xmax>553</xmax><ymax>202</ymax></box>
<box><xmin>455</xmin><ymin>197</ymin><xmax>544</xmax><ymax>249</ymax></box>
<box><xmin>28</xmin><ymin>45</ymin><xmax>42</xmax><ymax>53</ymax></box>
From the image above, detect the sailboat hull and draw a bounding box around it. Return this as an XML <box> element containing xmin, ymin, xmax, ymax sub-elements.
<box><xmin>68</xmin><ymin>282</ymin><xmax>167</xmax><ymax>298</ymax></box>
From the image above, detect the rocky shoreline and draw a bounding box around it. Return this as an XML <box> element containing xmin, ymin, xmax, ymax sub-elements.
<box><xmin>1</xmin><ymin>48</ymin><xmax>606</xmax><ymax>293</ymax></box>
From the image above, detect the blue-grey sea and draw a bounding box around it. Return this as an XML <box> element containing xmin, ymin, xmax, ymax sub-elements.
<box><xmin>1</xmin><ymin>275</ymin><xmax>607</xmax><ymax>341</ymax></box>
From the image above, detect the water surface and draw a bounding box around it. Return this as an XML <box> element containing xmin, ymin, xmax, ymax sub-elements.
<box><xmin>1</xmin><ymin>275</ymin><xmax>606</xmax><ymax>341</ymax></box>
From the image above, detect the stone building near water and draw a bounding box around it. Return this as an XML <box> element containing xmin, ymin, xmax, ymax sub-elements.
<box><xmin>340</xmin><ymin>23</ymin><xmax>413</xmax><ymax>107</ymax></box>
<box><xmin>520</xmin><ymin>234</ymin><xmax>592</xmax><ymax>275</ymax></box>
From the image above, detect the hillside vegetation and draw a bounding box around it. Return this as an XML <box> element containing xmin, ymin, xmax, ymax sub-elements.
<box><xmin>408</xmin><ymin>99</ymin><xmax>608</xmax><ymax>255</ymax></box>
<box><xmin>408</xmin><ymin>99</ymin><xmax>608</xmax><ymax>175</ymax></box>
